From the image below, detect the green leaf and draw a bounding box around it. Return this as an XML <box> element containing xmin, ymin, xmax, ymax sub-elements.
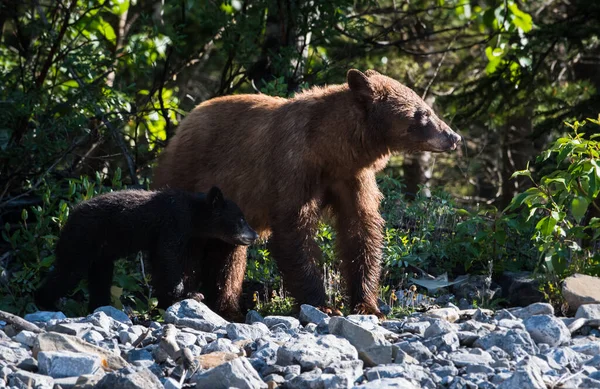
<box><xmin>536</xmin><ymin>216</ymin><xmax>556</xmax><ymax>236</ymax></box>
<box><xmin>97</xmin><ymin>18</ymin><xmax>116</xmax><ymax>45</ymax></box>
<box><xmin>571</xmin><ymin>197</ymin><xmax>589</xmax><ymax>223</ymax></box>
<box><xmin>508</xmin><ymin>2</ymin><xmax>533</xmax><ymax>32</ymax></box>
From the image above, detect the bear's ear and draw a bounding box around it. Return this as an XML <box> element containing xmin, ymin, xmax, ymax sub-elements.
<box><xmin>347</xmin><ymin>69</ymin><xmax>373</xmax><ymax>100</ymax></box>
<box><xmin>207</xmin><ymin>186</ymin><xmax>224</xmax><ymax>209</ymax></box>
<box><xmin>365</xmin><ymin>69</ymin><xmax>381</xmax><ymax>77</ymax></box>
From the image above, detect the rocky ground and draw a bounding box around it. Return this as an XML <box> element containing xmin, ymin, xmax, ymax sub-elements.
<box><xmin>2</xmin><ymin>295</ymin><xmax>600</xmax><ymax>389</ymax></box>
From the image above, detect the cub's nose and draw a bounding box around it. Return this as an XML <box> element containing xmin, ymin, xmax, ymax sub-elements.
<box><xmin>240</xmin><ymin>229</ymin><xmax>259</xmax><ymax>243</ymax></box>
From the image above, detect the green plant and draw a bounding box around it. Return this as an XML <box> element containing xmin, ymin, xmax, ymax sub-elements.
<box><xmin>508</xmin><ymin>117</ymin><xmax>600</xmax><ymax>278</ymax></box>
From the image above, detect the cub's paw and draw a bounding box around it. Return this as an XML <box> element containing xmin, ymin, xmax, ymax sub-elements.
<box><xmin>186</xmin><ymin>292</ymin><xmax>205</xmax><ymax>302</ymax></box>
<box><xmin>353</xmin><ymin>303</ymin><xmax>386</xmax><ymax>321</ymax></box>
<box><xmin>318</xmin><ymin>306</ymin><xmax>343</xmax><ymax>317</ymax></box>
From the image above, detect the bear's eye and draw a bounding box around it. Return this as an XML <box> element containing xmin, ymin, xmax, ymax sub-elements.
<box><xmin>415</xmin><ymin>110</ymin><xmax>431</xmax><ymax>124</ymax></box>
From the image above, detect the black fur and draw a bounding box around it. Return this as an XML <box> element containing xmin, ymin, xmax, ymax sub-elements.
<box><xmin>34</xmin><ymin>187</ymin><xmax>257</xmax><ymax>312</ymax></box>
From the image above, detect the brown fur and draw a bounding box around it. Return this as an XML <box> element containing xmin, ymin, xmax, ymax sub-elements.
<box><xmin>152</xmin><ymin>69</ymin><xmax>460</xmax><ymax>319</ymax></box>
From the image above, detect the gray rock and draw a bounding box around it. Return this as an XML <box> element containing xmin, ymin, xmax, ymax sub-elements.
<box><xmin>263</xmin><ymin>373</ymin><xmax>285</xmax><ymax>385</ymax></box>
<box><xmin>329</xmin><ymin>317</ymin><xmax>392</xmax><ymax>366</ymax></box>
<box><xmin>23</xmin><ymin>311</ymin><xmax>66</xmax><ymax>323</ymax></box>
<box><xmin>352</xmin><ymin>377</ymin><xmax>419</xmax><ymax>389</ymax></box>
<box><xmin>82</xmin><ymin>330</ymin><xmax>105</xmax><ymax>344</ymax></box>
<box><xmin>193</xmin><ymin>356</ymin><xmax>267</xmax><ymax>389</ymax></box>
<box><xmin>465</xmin><ymin>364</ymin><xmax>494</xmax><ymax>375</ymax></box>
<box><xmin>286</xmin><ymin>368</ymin><xmax>323</xmax><ymax>389</ymax></box>
<box><xmin>323</xmin><ymin>360</ymin><xmax>364</xmax><ymax>383</ymax></box>
<box><xmin>263</xmin><ymin>316</ymin><xmax>300</xmax><ymax>330</ymax></box>
<box><xmin>474</xmin><ymin>329</ymin><xmax>538</xmax><ymax>359</ymax></box>
<box><xmin>423</xmin><ymin>332</ymin><xmax>459</xmax><ymax>353</ymax></box>
<box><xmin>456</xmin><ymin>331</ymin><xmax>480</xmax><ymax>347</ymax></box>
<box><xmin>394</xmin><ymin>341</ymin><xmax>433</xmax><ymax>362</ymax></box>
<box><xmin>119</xmin><ymin>330</ymin><xmax>138</xmax><ymax>345</ymax></box>
<box><xmin>16</xmin><ymin>357</ymin><xmax>37</xmax><ymax>372</ymax></box>
<box><xmin>424</xmin><ymin>319</ymin><xmax>456</xmax><ymax>338</ymax></box>
<box><xmin>96</xmin><ymin>365</ymin><xmax>163</xmax><ymax>389</ymax></box>
<box><xmin>364</xmin><ymin>364</ymin><xmax>431</xmax><ymax>385</ymax></box>
<box><xmin>226</xmin><ymin>323</ymin><xmax>270</xmax><ymax>341</ymax></box>
<box><xmin>37</xmin><ymin>351</ymin><xmax>102</xmax><ymax>378</ymax></box>
<box><xmin>127</xmin><ymin>349</ymin><xmax>153</xmax><ymax>362</ymax></box>
<box><xmin>572</xmin><ymin>342</ymin><xmax>600</xmax><ymax>356</ymax></box>
<box><xmin>12</xmin><ymin>331</ymin><xmax>37</xmax><ymax>348</ymax></box>
<box><xmin>431</xmin><ymin>365</ymin><xmax>458</xmax><ymax>380</ymax></box>
<box><xmin>399</xmin><ymin>321</ymin><xmax>430</xmax><ymax>336</ymax></box>
<box><xmin>48</xmin><ymin>322</ymin><xmax>94</xmax><ymax>337</ymax></box>
<box><xmin>497</xmin><ymin>319</ymin><xmax>525</xmax><ymax>330</ymax></box>
<box><xmin>543</xmin><ymin>347</ymin><xmax>586</xmax><ymax>369</ymax></box>
<box><xmin>299</xmin><ymin>305</ymin><xmax>329</xmax><ymax>325</ymax></box>
<box><xmin>93</xmin><ymin>306</ymin><xmax>132</xmax><ymax>326</ymax></box>
<box><xmin>447</xmin><ymin>349</ymin><xmax>494</xmax><ymax>367</ymax></box>
<box><xmin>252</xmin><ymin>340</ymin><xmax>280</xmax><ymax>364</ymax></box>
<box><xmin>0</xmin><ymin>340</ymin><xmax>31</xmax><ymax>364</ymax></box>
<box><xmin>497</xmin><ymin>361</ymin><xmax>545</xmax><ymax>389</ymax></box>
<box><xmin>202</xmin><ymin>338</ymin><xmax>241</xmax><ymax>355</ymax></box>
<box><xmin>164</xmin><ymin>299</ymin><xmax>228</xmax><ymax>332</ymax></box>
<box><xmin>277</xmin><ymin>333</ymin><xmax>358</xmax><ymax>370</ymax></box>
<box><xmin>576</xmin><ymin>304</ymin><xmax>600</xmax><ymax>320</ymax></box>
<box><xmin>524</xmin><ymin>315</ymin><xmax>571</xmax><ymax>346</ymax></box>
<box><xmin>8</xmin><ymin>370</ymin><xmax>54</xmax><ymax>389</ymax></box>
<box><xmin>511</xmin><ymin>303</ymin><xmax>554</xmax><ymax>320</ymax></box>
<box><xmin>262</xmin><ymin>364</ymin><xmax>301</xmax><ymax>377</ymax></box>
<box><xmin>163</xmin><ymin>377</ymin><xmax>182</xmax><ymax>389</ymax></box>
<box><xmin>562</xmin><ymin>274</ymin><xmax>600</xmax><ymax>312</ymax></box>
<box><xmin>175</xmin><ymin>331</ymin><xmax>197</xmax><ymax>348</ymax></box>
<box><xmin>245</xmin><ymin>310</ymin><xmax>264</xmax><ymax>324</ymax></box>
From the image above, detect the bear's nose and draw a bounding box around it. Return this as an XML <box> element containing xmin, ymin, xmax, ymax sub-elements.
<box><xmin>447</xmin><ymin>131</ymin><xmax>462</xmax><ymax>145</ymax></box>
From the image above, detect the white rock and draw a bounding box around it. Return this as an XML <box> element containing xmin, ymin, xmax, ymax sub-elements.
<box><xmin>575</xmin><ymin>304</ymin><xmax>600</xmax><ymax>320</ymax></box>
<box><xmin>277</xmin><ymin>333</ymin><xmax>358</xmax><ymax>370</ymax></box>
<box><xmin>37</xmin><ymin>351</ymin><xmax>102</xmax><ymax>378</ymax></box>
<box><xmin>263</xmin><ymin>316</ymin><xmax>300</xmax><ymax>330</ymax></box>
<box><xmin>299</xmin><ymin>305</ymin><xmax>329</xmax><ymax>325</ymax></box>
<box><xmin>193</xmin><ymin>357</ymin><xmax>267</xmax><ymax>389</ymax></box>
<box><xmin>524</xmin><ymin>315</ymin><xmax>571</xmax><ymax>346</ymax></box>
<box><xmin>329</xmin><ymin>316</ymin><xmax>392</xmax><ymax>366</ymax></box>
<box><xmin>164</xmin><ymin>299</ymin><xmax>228</xmax><ymax>332</ymax></box>
<box><xmin>511</xmin><ymin>303</ymin><xmax>554</xmax><ymax>320</ymax></box>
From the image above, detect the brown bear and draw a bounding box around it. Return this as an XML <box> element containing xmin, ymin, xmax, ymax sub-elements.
<box><xmin>152</xmin><ymin>69</ymin><xmax>461</xmax><ymax>319</ymax></box>
<box><xmin>34</xmin><ymin>187</ymin><xmax>258</xmax><ymax>312</ymax></box>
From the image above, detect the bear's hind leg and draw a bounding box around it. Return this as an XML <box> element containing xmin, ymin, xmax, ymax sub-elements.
<box><xmin>35</xmin><ymin>268</ymin><xmax>78</xmax><ymax>311</ymax></box>
<box><xmin>87</xmin><ymin>259</ymin><xmax>114</xmax><ymax>311</ymax></box>
<box><xmin>35</xmin><ymin>247</ymin><xmax>90</xmax><ymax>311</ymax></box>
<box><xmin>268</xmin><ymin>204</ymin><xmax>327</xmax><ymax>310</ymax></box>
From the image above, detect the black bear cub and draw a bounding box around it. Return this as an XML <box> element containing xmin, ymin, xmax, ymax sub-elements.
<box><xmin>34</xmin><ymin>187</ymin><xmax>258</xmax><ymax>312</ymax></box>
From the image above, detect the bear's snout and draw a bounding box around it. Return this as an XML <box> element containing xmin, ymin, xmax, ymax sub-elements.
<box><xmin>446</xmin><ymin>131</ymin><xmax>462</xmax><ymax>150</ymax></box>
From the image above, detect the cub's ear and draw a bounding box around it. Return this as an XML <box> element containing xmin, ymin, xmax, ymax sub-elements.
<box><xmin>347</xmin><ymin>69</ymin><xmax>373</xmax><ymax>100</ymax></box>
<box><xmin>207</xmin><ymin>186</ymin><xmax>224</xmax><ymax>208</ymax></box>
<box><xmin>365</xmin><ymin>69</ymin><xmax>381</xmax><ymax>77</ymax></box>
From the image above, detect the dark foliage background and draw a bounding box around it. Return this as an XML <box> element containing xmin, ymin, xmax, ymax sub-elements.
<box><xmin>1</xmin><ymin>0</ymin><xmax>599</xmax><ymax>316</ymax></box>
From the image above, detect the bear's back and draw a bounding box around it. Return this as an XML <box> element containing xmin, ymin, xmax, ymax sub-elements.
<box><xmin>59</xmin><ymin>189</ymin><xmax>193</xmax><ymax>256</ymax></box>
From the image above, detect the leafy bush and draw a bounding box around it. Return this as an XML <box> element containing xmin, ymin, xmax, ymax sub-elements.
<box><xmin>507</xmin><ymin>118</ymin><xmax>600</xmax><ymax>278</ymax></box>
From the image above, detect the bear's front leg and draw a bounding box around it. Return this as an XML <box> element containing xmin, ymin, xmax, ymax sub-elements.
<box><xmin>268</xmin><ymin>202</ymin><xmax>327</xmax><ymax>309</ymax></box>
<box><xmin>331</xmin><ymin>173</ymin><xmax>385</xmax><ymax>320</ymax></box>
